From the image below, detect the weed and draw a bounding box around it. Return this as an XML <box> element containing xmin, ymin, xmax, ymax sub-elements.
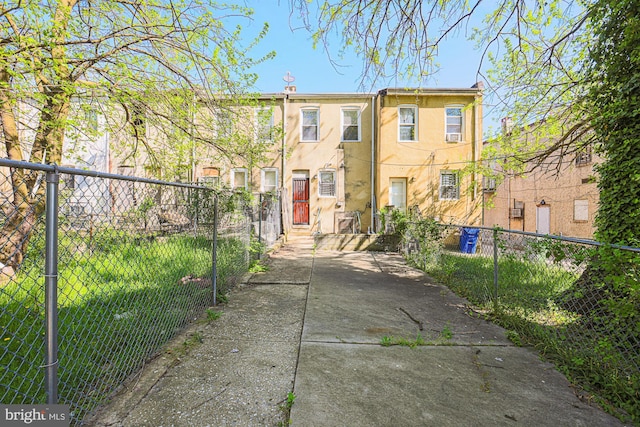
<box><xmin>506</xmin><ymin>330</ymin><xmax>522</xmax><ymax>347</ymax></box>
<box><xmin>440</xmin><ymin>325</ymin><xmax>453</xmax><ymax>340</ymax></box>
<box><xmin>380</xmin><ymin>334</ymin><xmax>425</xmax><ymax>348</ymax></box>
<box><xmin>278</xmin><ymin>391</ymin><xmax>296</xmax><ymax>425</ymax></box>
<box><xmin>248</xmin><ymin>260</ymin><xmax>269</xmax><ymax>273</ymax></box>
<box><xmin>206</xmin><ymin>308</ymin><xmax>222</xmax><ymax>321</ymax></box>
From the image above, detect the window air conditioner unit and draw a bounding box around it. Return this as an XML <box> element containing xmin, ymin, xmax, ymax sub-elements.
<box><xmin>483</xmin><ymin>178</ymin><xmax>496</xmax><ymax>192</ymax></box>
<box><xmin>446</xmin><ymin>133</ymin><xmax>461</xmax><ymax>142</ymax></box>
<box><xmin>510</xmin><ymin>208</ymin><xmax>523</xmax><ymax>218</ymax></box>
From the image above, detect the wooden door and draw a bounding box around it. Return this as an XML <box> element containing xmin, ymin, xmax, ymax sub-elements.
<box><xmin>293</xmin><ymin>178</ymin><xmax>309</xmax><ymax>225</ymax></box>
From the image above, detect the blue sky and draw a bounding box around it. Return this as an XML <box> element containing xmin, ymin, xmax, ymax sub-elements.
<box><xmin>235</xmin><ymin>1</ymin><xmax>499</xmax><ymax>134</ymax></box>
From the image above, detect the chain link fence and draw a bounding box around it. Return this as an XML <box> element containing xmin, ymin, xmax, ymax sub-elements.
<box><xmin>398</xmin><ymin>218</ymin><xmax>639</xmax><ymax>423</ymax></box>
<box><xmin>0</xmin><ymin>159</ymin><xmax>279</xmax><ymax>425</ymax></box>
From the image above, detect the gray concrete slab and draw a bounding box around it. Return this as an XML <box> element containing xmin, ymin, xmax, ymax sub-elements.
<box><xmin>304</xmin><ymin>251</ymin><xmax>509</xmax><ymax>346</ymax></box>
<box><xmin>290</xmin><ymin>343</ymin><xmax>619</xmax><ymax>427</ymax></box>
<box><xmin>292</xmin><ymin>248</ymin><xmax>624</xmax><ymax>427</ymax></box>
<box><xmin>89</xmin><ymin>238</ymin><xmax>625</xmax><ymax>427</ymax></box>
<box><xmin>89</xmin><ymin>283</ymin><xmax>307</xmax><ymax>427</ymax></box>
<box><xmin>249</xmin><ymin>237</ymin><xmax>314</xmax><ymax>285</ymax></box>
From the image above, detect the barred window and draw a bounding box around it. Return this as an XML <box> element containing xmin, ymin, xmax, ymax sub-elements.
<box><xmin>439</xmin><ymin>171</ymin><xmax>460</xmax><ymax>200</ymax></box>
<box><xmin>318</xmin><ymin>170</ymin><xmax>336</xmax><ymax>197</ymax></box>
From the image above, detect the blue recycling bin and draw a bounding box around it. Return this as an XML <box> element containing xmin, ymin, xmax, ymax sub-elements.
<box><xmin>460</xmin><ymin>227</ymin><xmax>480</xmax><ymax>254</ymax></box>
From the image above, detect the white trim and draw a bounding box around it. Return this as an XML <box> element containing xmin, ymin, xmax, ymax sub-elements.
<box><xmin>445</xmin><ymin>105</ymin><xmax>464</xmax><ymax>142</ymax></box>
<box><xmin>439</xmin><ymin>171</ymin><xmax>460</xmax><ymax>200</ymax></box>
<box><xmin>340</xmin><ymin>107</ymin><xmax>361</xmax><ymax>142</ymax></box>
<box><xmin>300</xmin><ymin>107</ymin><xmax>320</xmax><ymax>142</ymax></box>
<box><xmin>260</xmin><ymin>168</ymin><xmax>278</xmax><ymax>193</ymax></box>
<box><xmin>389</xmin><ymin>178</ymin><xmax>407</xmax><ymax>210</ymax></box>
<box><xmin>318</xmin><ymin>169</ymin><xmax>336</xmax><ymax>198</ymax></box>
<box><xmin>398</xmin><ymin>105</ymin><xmax>418</xmax><ymax>142</ymax></box>
<box><xmin>231</xmin><ymin>167</ymin><xmax>248</xmax><ymax>190</ymax></box>
<box><xmin>254</xmin><ymin>107</ymin><xmax>274</xmax><ymax>143</ymax></box>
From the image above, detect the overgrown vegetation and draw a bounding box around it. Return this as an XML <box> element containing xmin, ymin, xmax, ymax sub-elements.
<box><xmin>0</xmin><ymin>228</ymin><xmax>248</xmax><ymax>423</ymax></box>
<box><xmin>392</xmin><ymin>217</ymin><xmax>639</xmax><ymax>424</ymax></box>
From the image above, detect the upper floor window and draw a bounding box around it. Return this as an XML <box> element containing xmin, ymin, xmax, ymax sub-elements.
<box><xmin>261</xmin><ymin>168</ymin><xmax>278</xmax><ymax>193</ymax></box>
<box><xmin>445</xmin><ymin>106</ymin><xmax>463</xmax><ymax>142</ymax></box>
<box><xmin>301</xmin><ymin>108</ymin><xmax>319</xmax><ymax>142</ymax></box>
<box><xmin>439</xmin><ymin>171</ymin><xmax>460</xmax><ymax>200</ymax></box>
<box><xmin>575</xmin><ymin>145</ymin><xmax>592</xmax><ymax>166</ymax></box>
<box><xmin>318</xmin><ymin>169</ymin><xmax>336</xmax><ymax>197</ymax></box>
<box><xmin>231</xmin><ymin>168</ymin><xmax>248</xmax><ymax>190</ymax></box>
<box><xmin>341</xmin><ymin>108</ymin><xmax>361</xmax><ymax>142</ymax></box>
<box><xmin>255</xmin><ymin>107</ymin><xmax>274</xmax><ymax>143</ymax></box>
<box><xmin>398</xmin><ymin>106</ymin><xmax>417</xmax><ymax>141</ymax></box>
<box><xmin>216</xmin><ymin>108</ymin><xmax>233</xmax><ymax>140</ymax></box>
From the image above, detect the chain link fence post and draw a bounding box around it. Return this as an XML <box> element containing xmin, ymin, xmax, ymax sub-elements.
<box><xmin>212</xmin><ymin>195</ymin><xmax>218</xmax><ymax>306</ymax></box>
<box><xmin>493</xmin><ymin>227</ymin><xmax>499</xmax><ymax>313</ymax></box>
<box><xmin>44</xmin><ymin>168</ymin><xmax>60</xmax><ymax>404</ymax></box>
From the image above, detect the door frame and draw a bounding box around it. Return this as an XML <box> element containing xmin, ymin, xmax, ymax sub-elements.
<box><xmin>292</xmin><ymin>171</ymin><xmax>310</xmax><ymax>225</ymax></box>
<box><xmin>536</xmin><ymin>205</ymin><xmax>550</xmax><ymax>234</ymax></box>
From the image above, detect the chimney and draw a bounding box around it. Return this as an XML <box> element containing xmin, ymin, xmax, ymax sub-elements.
<box><xmin>472</xmin><ymin>81</ymin><xmax>485</xmax><ymax>90</ymax></box>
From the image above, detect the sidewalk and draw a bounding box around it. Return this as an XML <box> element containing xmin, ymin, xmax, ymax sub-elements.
<box><xmin>89</xmin><ymin>237</ymin><xmax>624</xmax><ymax>426</ymax></box>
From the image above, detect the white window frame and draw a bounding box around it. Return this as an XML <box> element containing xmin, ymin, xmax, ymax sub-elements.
<box><xmin>439</xmin><ymin>171</ymin><xmax>460</xmax><ymax>200</ymax></box>
<box><xmin>445</xmin><ymin>105</ymin><xmax>464</xmax><ymax>142</ymax></box>
<box><xmin>574</xmin><ymin>199</ymin><xmax>589</xmax><ymax>221</ymax></box>
<box><xmin>398</xmin><ymin>105</ymin><xmax>418</xmax><ymax>142</ymax></box>
<box><xmin>215</xmin><ymin>108</ymin><xmax>233</xmax><ymax>140</ymax></box>
<box><xmin>301</xmin><ymin>107</ymin><xmax>320</xmax><ymax>142</ymax></box>
<box><xmin>231</xmin><ymin>168</ymin><xmax>248</xmax><ymax>190</ymax></box>
<box><xmin>261</xmin><ymin>168</ymin><xmax>278</xmax><ymax>193</ymax></box>
<box><xmin>318</xmin><ymin>169</ymin><xmax>336</xmax><ymax>198</ymax></box>
<box><xmin>341</xmin><ymin>107</ymin><xmax>361</xmax><ymax>142</ymax></box>
<box><xmin>255</xmin><ymin>107</ymin><xmax>274</xmax><ymax>143</ymax></box>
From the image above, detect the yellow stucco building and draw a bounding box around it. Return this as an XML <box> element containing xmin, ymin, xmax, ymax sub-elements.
<box><xmin>191</xmin><ymin>83</ymin><xmax>484</xmax><ymax>235</ymax></box>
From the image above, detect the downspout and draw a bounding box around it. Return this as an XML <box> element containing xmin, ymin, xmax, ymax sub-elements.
<box><xmin>282</xmin><ymin>93</ymin><xmax>288</xmax><ymax>236</ymax></box>
<box><xmin>371</xmin><ymin>95</ymin><xmax>376</xmax><ymax>233</ymax></box>
<box><xmin>282</xmin><ymin>94</ymin><xmax>287</xmax><ymax>189</ymax></box>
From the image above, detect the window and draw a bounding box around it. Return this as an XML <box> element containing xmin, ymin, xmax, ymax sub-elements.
<box><xmin>574</xmin><ymin>199</ymin><xmax>589</xmax><ymax>221</ymax></box>
<box><xmin>318</xmin><ymin>170</ymin><xmax>336</xmax><ymax>197</ymax></box>
<box><xmin>216</xmin><ymin>109</ymin><xmax>233</xmax><ymax>140</ymax></box>
<box><xmin>301</xmin><ymin>108</ymin><xmax>319</xmax><ymax>141</ymax></box>
<box><xmin>575</xmin><ymin>145</ymin><xmax>592</xmax><ymax>165</ymax></box>
<box><xmin>85</xmin><ymin>108</ymin><xmax>98</xmax><ymax>132</ymax></box>
<box><xmin>198</xmin><ymin>176</ymin><xmax>219</xmax><ymax>187</ymax></box>
<box><xmin>129</xmin><ymin>104</ymin><xmax>145</xmax><ymax>139</ymax></box>
<box><xmin>439</xmin><ymin>171</ymin><xmax>460</xmax><ymax>200</ymax></box>
<box><xmin>398</xmin><ymin>106</ymin><xmax>417</xmax><ymax>141</ymax></box>
<box><xmin>261</xmin><ymin>168</ymin><xmax>278</xmax><ymax>193</ymax></box>
<box><xmin>255</xmin><ymin>107</ymin><xmax>274</xmax><ymax>143</ymax></box>
<box><xmin>231</xmin><ymin>168</ymin><xmax>248</xmax><ymax>190</ymax></box>
<box><xmin>341</xmin><ymin>108</ymin><xmax>361</xmax><ymax>141</ymax></box>
<box><xmin>483</xmin><ymin>176</ymin><xmax>496</xmax><ymax>192</ymax></box>
<box><xmin>389</xmin><ymin>178</ymin><xmax>407</xmax><ymax>210</ymax></box>
<box><xmin>445</xmin><ymin>106</ymin><xmax>463</xmax><ymax>142</ymax></box>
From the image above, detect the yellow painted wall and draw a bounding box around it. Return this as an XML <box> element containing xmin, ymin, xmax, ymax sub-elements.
<box><xmin>376</xmin><ymin>90</ymin><xmax>482</xmax><ymax>225</ymax></box>
<box><xmin>284</xmin><ymin>94</ymin><xmax>374</xmax><ymax>233</ymax></box>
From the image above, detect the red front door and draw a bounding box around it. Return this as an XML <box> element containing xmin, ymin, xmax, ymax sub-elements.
<box><xmin>293</xmin><ymin>178</ymin><xmax>309</xmax><ymax>225</ymax></box>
